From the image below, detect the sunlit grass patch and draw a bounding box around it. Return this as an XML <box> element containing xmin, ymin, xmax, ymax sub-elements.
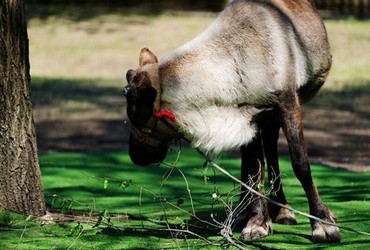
<box><xmin>28</xmin><ymin>8</ymin><xmax>215</xmax><ymax>79</ymax></box>
<box><xmin>325</xmin><ymin>19</ymin><xmax>370</xmax><ymax>88</ymax></box>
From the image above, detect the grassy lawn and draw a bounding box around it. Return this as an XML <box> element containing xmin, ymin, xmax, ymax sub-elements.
<box><xmin>1</xmin><ymin>149</ymin><xmax>370</xmax><ymax>249</ymax></box>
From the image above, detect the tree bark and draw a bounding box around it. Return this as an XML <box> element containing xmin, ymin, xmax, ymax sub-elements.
<box><xmin>0</xmin><ymin>0</ymin><xmax>46</xmax><ymax>216</ymax></box>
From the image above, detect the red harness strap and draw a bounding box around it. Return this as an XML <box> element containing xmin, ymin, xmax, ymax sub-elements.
<box><xmin>154</xmin><ymin>110</ymin><xmax>176</xmax><ymax>123</ymax></box>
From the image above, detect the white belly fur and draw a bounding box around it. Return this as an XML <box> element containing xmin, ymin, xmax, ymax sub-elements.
<box><xmin>162</xmin><ymin>103</ymin><xmax>260</xmax><ymax>155</ymax></box>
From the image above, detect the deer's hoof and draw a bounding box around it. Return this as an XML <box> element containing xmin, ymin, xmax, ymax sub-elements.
<box><xmin>274</xmin><ymin>207</ymin><xmax>297</xmax><ymax>225</ymax></box>
<box><xmin>312</xmin><ymin>222</ymin><xmax>341</xmax><ymax>243</ymax></box>
<box><xmin>240</xmin><ymin>217</ymin><xmax>272</xmax><ymax>240</ymax></box>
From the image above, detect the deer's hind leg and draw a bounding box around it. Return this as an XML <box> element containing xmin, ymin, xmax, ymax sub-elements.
<box><xmin>279</xmin><ymin>91</ymin><xmax>340</xmax><ymax>243</ymax></box>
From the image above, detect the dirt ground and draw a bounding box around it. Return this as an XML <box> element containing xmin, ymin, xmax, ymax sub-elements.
<box><xmin>34</xmin><ymin>82</ymin><xmax>370</xmax><ymax>172</ymax></box>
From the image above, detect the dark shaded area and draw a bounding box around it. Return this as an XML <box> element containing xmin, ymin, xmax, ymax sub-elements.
<box><xmin>315</xmin><ymin>0</ymin><xmax>370</xmax><ymax>19</ymax></box>
<box><xmin>31</xmin><ymin>78</ymin><xmax>121</xmax><ymax>108</ymax></box>
<box><xmin>25</xmin><ymin>0</ymin><xmax>370</xmax><ymax>19</ymax></box>
<box><xmin>26</xmin><ymin>0</ymin><xmax>227</xmax><ymax>18</ymax></box>
<box><xmin>26</xmin><ymin>4</ymin><xmax>159</xmax><ymax>22</ymax></box>
<box><xmin>28</xmin><ymin>0</ymin><xmax>225</xmax><ymax>11</ymax></box>
<box><xmin>36</xmin><ymin>119</ymin><xmax>130</xmax><ymax>152</ymax></box>
<box><xmin>31</xmin><ymin>78</ymin><xmax>130</xmax><ymax>153</ymax></box>
<box><xmin>302</xmin><ymin>81</ymin><xmax>370</xmax><ymax>171</ymax></box>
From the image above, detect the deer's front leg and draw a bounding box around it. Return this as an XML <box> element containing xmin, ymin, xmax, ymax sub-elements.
<box><xmin>239</xmin><ymin>132</ymin><xmax>272</xmax><ymax>240</ymax></box>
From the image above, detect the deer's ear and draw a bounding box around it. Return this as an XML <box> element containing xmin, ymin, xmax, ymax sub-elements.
<box><xmin>139</xmin><ymin>48</ymin><xmax>158</xmax><ymax>66</ymax></box>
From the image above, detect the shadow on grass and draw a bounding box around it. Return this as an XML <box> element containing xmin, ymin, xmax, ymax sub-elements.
<box><xmin>31</xmin><ymin>77</ymin><xmax>130</xmax><ymax>152</ymax></box>
<box><xmin>304</xmin><ymin>79</ymin><xmax>370</xmax><ymax>119</ymax></box>
<box><xmin>31</xmin><ymin>77</ymin><xmax>123</xmax><ymax>109</ymax></box>
<box><xmin>37</xmin><ymin>149</ymin><xmax>370</xmax><ymax>249</ymax></box>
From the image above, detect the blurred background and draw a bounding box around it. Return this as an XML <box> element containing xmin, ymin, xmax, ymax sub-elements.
<box><xmin>26</xmin><ymin>0</ymin><xmax>369</xmax><ymax>171</ymax></box>
<box><xmin>27</xmin><ymin>0</ymin><xmax>370</xmax><ymax>18</ymax></box>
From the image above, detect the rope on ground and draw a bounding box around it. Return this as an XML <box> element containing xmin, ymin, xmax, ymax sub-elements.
<box><xmin>196</xmin><ymin>149</ymin><xmax>370</xmax><ymax>237</ymax></box>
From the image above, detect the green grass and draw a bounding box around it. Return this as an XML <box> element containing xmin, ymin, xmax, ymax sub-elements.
<box><xmin>1</xmin><ymin>149</ymin><xmax>369</xmax><ymax>249</ymax></box>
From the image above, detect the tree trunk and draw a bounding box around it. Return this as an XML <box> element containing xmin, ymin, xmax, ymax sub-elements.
<box><xmin>0</xmin><ymin>0</ymin><xmax>46</xmax><ymax>216</ymax></box>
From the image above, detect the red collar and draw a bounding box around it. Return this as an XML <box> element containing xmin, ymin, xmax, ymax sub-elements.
<box><xmin>154</xmin><ymin>110</ymin><xmax>176</xmax><ymax>123</ymax></box>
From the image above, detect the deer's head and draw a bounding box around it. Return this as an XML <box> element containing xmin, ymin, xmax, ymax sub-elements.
<box><xmin>123</xmin><ymin>48</ymin><xmax>179</xmax><ymax>166</ymax></box>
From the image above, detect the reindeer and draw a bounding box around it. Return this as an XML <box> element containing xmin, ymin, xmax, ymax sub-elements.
<box><xmin>123</xmin><ymin>0</ymin><xmax>341</xmax><ymax>243</ymax></box>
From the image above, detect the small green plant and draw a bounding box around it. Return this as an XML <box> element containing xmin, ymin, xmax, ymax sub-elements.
<box><xmin>0</xmin><ymin>211</ymin><xmax>12</xmax><ymax>226</ymax></box>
